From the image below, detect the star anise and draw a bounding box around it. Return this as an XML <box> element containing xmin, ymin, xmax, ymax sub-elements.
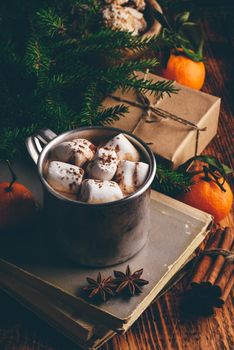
<box><xmin>114</xmin><ymin>265</ymin><xmax>149</xmax><ymax>296</ymax></box>
<box><xmin>83</xmin><ymin>272</ymin><xmax>115</xmax><ymax>301</ymax></box>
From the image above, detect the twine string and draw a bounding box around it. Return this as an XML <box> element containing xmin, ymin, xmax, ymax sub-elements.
<box><xmin>199</xmin><ymin>248</ymin><xmax>234</xmax><ymax>262</ymax></box>
<box><xmin>109</xmin><ymin>94</ymin><xmax>206</xmax><ymax>131</ymax></box>
<box><xmin>109</xmin><ymin>84</ymin><xmax>206</xmax><ymax>156</ymax></box>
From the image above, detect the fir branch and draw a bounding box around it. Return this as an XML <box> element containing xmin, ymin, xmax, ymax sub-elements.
<box><xmin>0</xmin><ymin>124</ymin><xmax>39</xmax><ymax>160</ymax></box>
<box><xmin>25</xmin><ymin>36</ymin><xmax>51</xmax><ymax>74</ymax></box>
<box><xmin>55</xmin><ymin>56</ymin><xmax>98</xmax><ymax>84</ymax></box>
<box><xmin>40</xmin><ymin>98</ymin><xmax>79</xmax><ymax>131</ymax></box>
<box><xmin>78</xmin><ymin>29</ymin><xmax>160</xmax><ymax>54</ymax></box>
<box><xmin>93</xmin><ymin>105</ymin><xmax>129</xmax><ymax>125</ymax></box>
<box><xmin>79</xmin><ymin>82</ymin><xmax>102</xmax><ymax>126</ymax></box>
<box><xmin>0</xmin><ymin>0</ymin><xmax>179</xmax><ymax>159</ymax></box>
<box><xmin>35</xmin><ymin>8</ymin><xmax>66</xmax><ymax>38</ymax></box>
<box><xmin>122</xmin><ymin>75</ymin><xmax>178</xmax><ymax>97</ymax></box>
<box><xmin>38</xmin><ymin>73</ymin><xmax>68</xmax><ymax>90</ymax></box>
<box><xmin>54</xmin><ymin>37</ymin><xmax>121</xmax><ymax>62</ymax></box>
<box><xmin>104</xmin><ymin>58</ymin><xmax>159</xmax><ymax>80</ymax></box>
<box><xmin>152</xmin><ymin>164</ymin><xmax>192</xmax><ymax>196</ymax></box>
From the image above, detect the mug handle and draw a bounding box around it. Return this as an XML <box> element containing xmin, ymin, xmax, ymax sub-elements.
<box><xmin>26</xmin><ymin>129</ymin><xmax>57</xmax><ymax>164</ymax></box>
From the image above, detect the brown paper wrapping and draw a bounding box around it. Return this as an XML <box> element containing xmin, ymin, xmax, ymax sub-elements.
<box><xmin>103</xmin><ymin>73</ymin><xmax>221</xmax><ymax>169</ymax></box>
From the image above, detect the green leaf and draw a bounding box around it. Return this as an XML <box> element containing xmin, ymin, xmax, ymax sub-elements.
<box><xmin>178</xmin><ymin>155</ymin><xmax>233</xmax><ymax>177</ymax></box>
<box><xmin>179</xmin><ymin>45</ymin><xmax>203</xmax><ymax>61</ymax></box>
<box><xmin>175</xmin><ymin>11</ymin><xmax>191</xmax><ymax>30</ymax></box>
<box><xmin>179</xmin><ymin>22</ymin><xmax>204</xmax><ymax>59</ymax></box>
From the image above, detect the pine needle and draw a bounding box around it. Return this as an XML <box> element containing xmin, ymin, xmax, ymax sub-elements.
<box><xmin>0</xmin><ymin>0</ymin><xmax>190</xmax><ymax>196</ymax></box>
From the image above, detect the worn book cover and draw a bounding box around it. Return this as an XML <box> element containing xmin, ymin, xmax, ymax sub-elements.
<box><xmin>0</xmin><ymin>273</ymin><xmax>114</xmax><ymax>350</ymax></box>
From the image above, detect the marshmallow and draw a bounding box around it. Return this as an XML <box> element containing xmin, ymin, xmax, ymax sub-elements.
<box><xmin>80</xmin><ymin>179</ymin><xmax>123</xmax><ymax>204</ymax></box>
<box><xmin>46</xmin><ymin>161</ymin><xmax>84</xmax><ymax>194</ymax></box>
<box><xmin>104</xmin><ymin>0</ymin><xmax>146</xmax><ymax>11</ymax></box>
<box><xmin>104</xmin><ymin>133</ymin><xmax>140</xmax><ymax>162</ymax></box>
<box><xmin>104</xmin><ymin>0</ymin><xmax>128</xmax><ymax>5</ymax></box>
<box><xmin>115</xmin><ymin>160</ymin><xmax>149</xmax><ymax>194</ymax></box>
<box><xmin>86</xmin><ymin>147</ymin><xmax>118</xmax><ymax>181</ymax></box>
<box><xmin>52</xmin><ymin>141</ymin><xmax>74</xmax><ymax>163</ymax></box>
<box><xmin>52</xmin><ymin>139</ymin><xmax>96</xmax><ymax>167</ymax></box>
<box><xmin>102</xmin><ymin>5</ymin><xmax>147</xmax><ymax>36</ymax></box>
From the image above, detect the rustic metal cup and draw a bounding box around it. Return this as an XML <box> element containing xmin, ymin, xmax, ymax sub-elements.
<box><xmin>26</xmin><ymin>127</ymin><xmax>156</xmax><ymax>267</ymax></box>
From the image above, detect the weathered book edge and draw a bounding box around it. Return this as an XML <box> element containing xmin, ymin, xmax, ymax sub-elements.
<box><xmin>0</xmin><ymin>274</ymin><xmax>115</xmax><ymax>350</ymax></box>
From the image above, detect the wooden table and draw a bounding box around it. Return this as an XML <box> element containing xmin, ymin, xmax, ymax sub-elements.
<box><xmin>0</xmin><ymin>10</ymin><xmax>233</xmax><ymax>350</ymax></box>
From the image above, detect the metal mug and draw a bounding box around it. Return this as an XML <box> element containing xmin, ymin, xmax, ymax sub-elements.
<box><xmin>26</xmin><ymin>127</ymin><xmax>156</xmax><ymax>266</ymax></box>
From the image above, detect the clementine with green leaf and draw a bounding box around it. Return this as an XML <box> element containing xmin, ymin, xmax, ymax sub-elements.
<box><xmin>179</xmin><ymin>166</ymin><xmax>233</xmax><ymax>222</ymax></box>
<box><xmin>162</xmin><ymin>49</ymin><xmax>206</xmax><ymax>90</ymax></box>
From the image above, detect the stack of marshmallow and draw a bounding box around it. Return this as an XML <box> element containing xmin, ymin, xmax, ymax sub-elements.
<box><xmin>46</xmin><ymin>133</ymin><xmax>149</xmax><ymax>204</ymax></box>
<box><xmin>102</xmin><ymin>0</ymin><xmax>147</xmax><ymax>36</ymax></box>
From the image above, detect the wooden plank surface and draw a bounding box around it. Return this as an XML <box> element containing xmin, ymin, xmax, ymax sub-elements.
<box><xmin>0</xmin><ymin>9</ymin><xmax>233</xmax><ymax>350</ymax></box>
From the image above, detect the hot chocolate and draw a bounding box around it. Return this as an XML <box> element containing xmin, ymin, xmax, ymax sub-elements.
<box><xmin>46</xmin><ymin>133</ymin><xmax>149</xmax><ymax>203</ymax></box>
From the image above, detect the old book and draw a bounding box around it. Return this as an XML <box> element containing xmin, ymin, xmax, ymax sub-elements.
<box><xmin>0</xmin><ymin>251</ymin><xmax>193</xmax><ymax>350</ymax></box>
<box><xmin>0</xmin><ymin>159</ymin><xmax>212</xmax><ymax>332</ymax></box>
<box><xmin>0</xmin><ymin>272</ymin><xmax>114</xmax><ymax>350</ymax></box>
<box><xmin>0</xmin><ymin>191</ymin><xmax>212</xmax><ymax>332</ymax></box>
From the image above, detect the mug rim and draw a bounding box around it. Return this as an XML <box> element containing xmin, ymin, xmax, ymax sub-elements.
<box><xmin>37</xmin><ymin>126</ymin><xmax>156</xmax><ymax>207</ymax></box>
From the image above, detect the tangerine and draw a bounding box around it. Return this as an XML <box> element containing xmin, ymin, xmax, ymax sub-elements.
<box><xmin>0</xmin><ymin>181</ymin><xmax>37</xmax><ymax>231</ymax></box>
<box><xmin>179</xmin><ymin>172</ymin><xmax>233</xmax><ymax>222</ymax></box>
<box><xmin>162</xmin><ymin>50</ymin><xmax>206</xmax><ymax>90</ymax></box>
<box><xmin>0</xmin><ymin>161</ymin><xmax>37</xmax><ymax>231</ymax></box>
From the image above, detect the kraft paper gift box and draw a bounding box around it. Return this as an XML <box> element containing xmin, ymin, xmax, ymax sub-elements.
<box><xmin>103</xmin><ymin>72</ymin><xmax>221</xmax><ymax>169</ymax></box>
